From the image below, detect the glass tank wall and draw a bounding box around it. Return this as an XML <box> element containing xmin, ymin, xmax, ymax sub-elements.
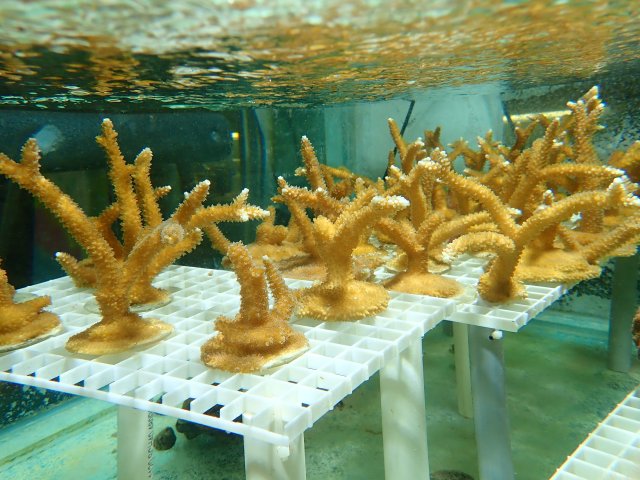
<box><xmin>0</xmin><ymin>1</ymin><xmax>639</xmax><ymax>479</ymax></box>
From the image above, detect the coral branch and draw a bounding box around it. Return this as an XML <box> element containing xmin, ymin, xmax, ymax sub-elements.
<box><xmin>200</xmin><ymin>243</ymin><xmax>308</xmax><ymax>373</ymax></box>
<box><xmin>296</xmin><ymin>191</ymin><xmax>409</xmax><ymax>320</ymax></box>
<box><xmin>0</xmin><ymin>264</ymin><xmax>61</xmax><ymax>350</ymax></box>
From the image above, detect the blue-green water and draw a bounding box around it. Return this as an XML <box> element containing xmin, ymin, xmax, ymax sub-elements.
<box><xmin>0</xmin><ymin>1</ymin><xmax>638</xmax><ymax>111</ymax></box>
<box><xmin>0</xmin><ymin>2</ymin><xmax>639</xmax><ymax>479</ymax></box>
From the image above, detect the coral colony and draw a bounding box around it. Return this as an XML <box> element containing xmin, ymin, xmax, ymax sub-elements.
<box><xmin>0</xmin><ymin>87</ymin><xmax>639</xmax><ymax>372</ymax></box>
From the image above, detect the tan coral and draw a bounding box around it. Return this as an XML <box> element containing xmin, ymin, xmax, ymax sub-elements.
<box><xmin>0</xmin><ymin>265</ymin><xmax>62</xmax><ymax>351</ymax></box>
<box><xmin>376</xmin><ymin>157</ymin><xmax>464</xmax><ymax>297</ymax></box>
<box><xmin>378</xmin><ymin>216</ymin><xmax>463</xmax><ymax>297</ymax></box>
<box><xmin>609</xmin><ymin>141</ymin><xmax>640</xmax><ymax>184</ymax></box>
<box><xmin>200</xmin><ymin>242</ymin><xmax>308</xmax><ymax>373</ymax></box>
<box><xmin>296</xmin><ymin>192</ymin><xmax>409</xmax><ymax>321</ymax></box>
<box><xmin>436</xmin><ymin>153</ymin><xmax>640</xmax><ymax>302</ymax></box>
<box><xmin>0</xmin><ymin>128</ymin><xmax>268</xmax><ymax>355</ymax></box>
<box><xmin>295</xmin><ymin>135</ymin><xmax>373</xmax><ymax>200</ymax></box>
<box><xmin>54</xmin><ymin>120</ymin><xmax>177</xmax><ymax>306</ymax></box>
<box><xmin>244</xmin><ymin>206</ymin><xmax>307</xmax><ymax>264</ymax></box>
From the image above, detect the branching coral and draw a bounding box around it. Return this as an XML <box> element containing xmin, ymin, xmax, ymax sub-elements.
<box><xmin>437</xmin><ymin>155</ymin><xmax>640</xmax><ymax>302</ymax></box>
<box><xmin>0</xmin><ymin>263</ymin><xmax>61</xmax><ymax>351</ymax></box>
<box><xmin>377</xmin><ymin>151</ymin><xmax>465</xmax><ymax>297</ymax></box>
<box><xmin>55</xmin><ymin>120</ymin><xmax>176</xmax><ymax>306</ymax></box>
<box><xmin>377</xmin><ymin>87</ymin><xmax>640</xmax><ymax>303</ymax></box>
<box><xmin>0</xmin><ymin>122</ymin><xmax>268</xmax><ymax>354</ymax></box>
<box><xmin>295</xmin><ymin>135</ymin><xmax>374</xmax><ymax>200</ymax></box>
<box><xmin>54</xmin><ymin>119</ymin><xmax>250</xmax><ymax>308</ymax></box>
<box><xmin>200</xmin><ymin>242</ymin><xmax>308</xmax><ymax>373</ymax></box>
<box><xmin>296</xmin><ymin>189</ymin><xmax>409</xmax><ymax>321</ymax></box>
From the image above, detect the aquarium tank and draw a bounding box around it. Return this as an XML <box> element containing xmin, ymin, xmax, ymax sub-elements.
<box><xmin>0</xmin><ymin>1</ymin><xmax>639</xmax><ymax>479</ymax></box>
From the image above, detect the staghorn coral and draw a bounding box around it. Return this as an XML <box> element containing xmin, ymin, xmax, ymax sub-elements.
<box><xmin>56</xmin><ymin>122</ymin><xmax>273</xmax><ymax>308</ymax></box>
<box><xmin>379</xmin><ymin>87</ymin><xmax>640</xmax><ymax>303</ymax></box>
<box><xmin>377</xmin><ymin>146</ymin><xmax>464</xmax><ymax>297</ymax></box>
<box><xmin>56</xmin><ymin>119</ymin><xmax>193</xmax><ymax>307</ymax></box>
<box><xmin>438</xmin><ymin>157</ymin><xmax>640</xmax><ymax>302</ymax></box>
<box><xmin>0</xmin><ymin>263</ymin><xmax>61</xmax><ymax>351</ymax></box>
<box><xmin>296</xmin><ymin>190</ymin><xmax>409</xmax><ymax>321</ymax></box>
<box><xmin>0</xmin><ymin>124</ymin><xmax>268</xmax><ymax>355</ymax></box>
<box><xmin>241</xmin><ymin>206</ymin><xmax>308</xmax><ymax>267</ymax></box>
<box><xmin>200</xmin><ymin>242</ymin><xmax>308</xmax><ymax>373</ymax></box>
<box><xmin>295</xmin><ymin>135</ymin><xmax>375</xmax><ymax>200</ymax></box>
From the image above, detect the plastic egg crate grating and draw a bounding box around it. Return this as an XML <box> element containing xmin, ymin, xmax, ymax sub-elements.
<box><xmin>374</xmin><ymin>255</ymin><xmax>567</xmax><ymax>332</ymax></box>
<box><xmin>0</xmin><ymin>265</ymin><xmax>456</xmax><ymax>446</ymax></box>
<box><xmin>444</xmin><ymin>255</ymin><xmax>568</xmax><ymax>332</ymax></box>
<box><xmin>551</xmin><ymin>386</ymin><xmax>640</xmax><ymax>479</ymax></box>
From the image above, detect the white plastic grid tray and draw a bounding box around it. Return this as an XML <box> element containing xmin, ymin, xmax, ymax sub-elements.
<box><xmin>0</xmin><ymin>265</ymin><xmax>456</xmax><ymax>447</ymax></box>
<box><xmin>551</xmin><ymin>385</ymin><xmax>640</xmax><ymax>479</ymax></box>
<box><xmin>445</xmin><ymin>255</ymin><xmax>568</xmax><ymax>332</ymax></box>
<box><xmin>375</xmin><ymin>255</ymin><xmax>568</xmax><ymax>332</ymax></box>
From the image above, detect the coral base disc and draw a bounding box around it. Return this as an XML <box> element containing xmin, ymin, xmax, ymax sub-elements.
<box><xmin>297</xmin><ymin>280</ymin><xmax>389</xmax><ymax>321</ymax></box>
<box><xmin>0</xmin><ymin>313</ymin><xmax>63</xmax><ymax>353</ymax></box>
<box><xmin>201</xmin><ymin>332</ymin><xmax>309</xmax><ymax>374</ymax></box>
<box><xmin>66</xmin><ymin>318</ymin><xmax>173</xmax><ymax>355</ymax></box>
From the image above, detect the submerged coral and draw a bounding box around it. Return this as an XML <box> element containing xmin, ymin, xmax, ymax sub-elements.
<box><xmin>201</xmin><ymin>242</ymin><xmax>308</xmax><ymax>373</ymax></box>
<box><xmin>294</xmin><ymin>190</ymin><xmax>409</xmax><ymax>321</ymax></box>
<box><xmin>0</xmin><ymin>120</ymin><xmax>268</xmax><ymax>354</ymax></box>
<box><xmin>0</xmin><ymin>263</ymin><xmax>61</xmax><ymax>351</ymax></box>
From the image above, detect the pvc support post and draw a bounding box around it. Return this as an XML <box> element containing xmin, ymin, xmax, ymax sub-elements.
<box><xmin>380</xmin><ymin>338</ymin><xmax>430</xmax><ymax>480</ymax></box>
<box><xmin>469</xmin><ymin>325</ymin><xmax>514</xmax><ymax>480</ymax></box>
<box><xmin>244</xmin><ymin>412</ymin><xmax>306</xmax><ymax>480</ymax></box>
<box><xmin>454</xmin><ymin>322</ymin><xmax>473</xmax><ymax>418</ymax></box>
<box><xmin>117</xmin><ymin>406</ymin><xmax>153</xmax><ymax>480</ymax></box>
<box><xmin>607</xmin><ymin>253</ymin><xmax>639</xmax><ymax>373</ymax></box>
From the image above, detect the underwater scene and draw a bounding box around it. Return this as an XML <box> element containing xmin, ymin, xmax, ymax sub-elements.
<box><xmin>1</xmin><ymin>1</ymin><xmax>640</xmax><ymax>479</ymax></box>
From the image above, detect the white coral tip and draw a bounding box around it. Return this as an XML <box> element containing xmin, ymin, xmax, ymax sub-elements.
<box><xmin>507</xmin><ymin>207</ymin><xmax>522</xmax><ymax>218</ymax></box>
<box><xmin>371</xmin><ymin>195</ymin><xmax>409</xmax><ymax>208</ymax></box>
<box><xmin>604</xmin><ymin>166</ymin><xmax>624</xmax><ymax>175</ymax></box>
<box><xmin>441</xmin><ymin>245</ymin><xmax>457</xmax><ymax>264</ymax></box>
<box><xmin>626</xmin><ymin>195</ymin><xmax>640</xmax><ymax>207</ymax></box>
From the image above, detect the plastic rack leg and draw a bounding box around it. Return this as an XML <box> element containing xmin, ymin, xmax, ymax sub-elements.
<box><xmin>117</xmin><ymin>405</ymin><xmax>153</xmax><ymax>480</ymax></box>
<box><xmin>469</xmin><ymin>325</ymin><xmax>514</xmax><ymax>480</ymax></box>
<box><xmin>454</xmin><ymin>322</ymin><xmax>473</xmax><ymax>418</ymax></box>
<box><xmin>380</xmin><ymin>338</ymin><xmax>430</xmax><ymax>480</ymax></box>
<box><xmin>607</xmin><ymin>253</ymin><xmax>639</xmax><ymax>373</ymax></box>
<box><xmin>243</xmin><ymin>413</ymin><xmax>306</xmax><ymax>480</ymax></box>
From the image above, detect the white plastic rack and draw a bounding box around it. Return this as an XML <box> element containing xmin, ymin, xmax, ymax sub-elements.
<box><xmin>445</xmin><ymin>255</ymin><xmax>568</xmax><ymax>332</ymax></box>
<box><xmin>552</xmin><ymin>385</ymin><xmax>640</xmax><ymax>479</ymax></box>
<box><xmin>0</xmin><ymin>264</ymin><xmax>456</xmax><ymax>480</ymax></box>
<box><xmin>0</xmin><ymin>257</ymin><xmax>569</xmax><ymax>479</ymax></box>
